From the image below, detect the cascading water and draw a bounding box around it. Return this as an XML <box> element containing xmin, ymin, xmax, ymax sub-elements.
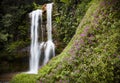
<box><xmin>28</xmin><ymin>10</ymin><xmax>42</xmax><ymax>74</ymax></box>
<box><xmin>44</xmin><ymin>3</ymin><xmax>55</xmax><ymax>65</ymax></box>
<box><xmin>27</xmin><ymin>3</ymin><xmax>55</xmax><ymax>74</ymax></box>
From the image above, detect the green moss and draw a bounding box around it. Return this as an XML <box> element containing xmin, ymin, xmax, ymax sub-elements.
<box><xmin>11</xmin><ymin>0</ymin><xmax>120</xmax><ymax>83</ymax></box>
<box><xmin>10</xmin><ymin>74</ymin><xmax>38</xmax><ymax>83</ymax></box>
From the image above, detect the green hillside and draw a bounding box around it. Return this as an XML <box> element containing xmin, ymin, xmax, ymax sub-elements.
<box><xmin>11</xmin><ymin>0</ymin><xmax>120</xmax><ymax>83</ymax></box>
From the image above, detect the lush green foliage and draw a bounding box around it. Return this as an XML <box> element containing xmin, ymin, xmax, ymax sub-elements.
<box><xmin>0</xmin><ymin>0</ymin><xmax>91</xmax><ymax>73</ymax></box>
<box><xmin>53</xmin><ymin>0</ymin><xmax>91</xmax><ymax>53</ymax></box>
<box><xmin>11</xmin><ymin>0</ymin><xmax>120</xmax><ymax>83</ymax></box>
<box><xmin>0</xmin><ymin>0</ymin><xmax>33</xmax><ymax>73</ymax></box>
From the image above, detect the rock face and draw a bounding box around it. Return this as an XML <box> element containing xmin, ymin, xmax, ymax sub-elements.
<box><xmin>11</xmin><ymin>0</ymin><xmax>120</xmax><ymax>83</ymax></box>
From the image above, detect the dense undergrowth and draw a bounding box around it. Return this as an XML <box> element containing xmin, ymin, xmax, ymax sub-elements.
<box><xmin>0</xmin><ymin>0</ymin><xmax>91</xmax><ymax>73</ymax></box>
<box><xmin>53</xmin><ymin>0</ymin><xmax>91</xmax><ymax>53</ymax></box>
<box><xmin>11</xmin><ymin>0</ymin><xmax>120</xmax><ymax>83</ymax></box>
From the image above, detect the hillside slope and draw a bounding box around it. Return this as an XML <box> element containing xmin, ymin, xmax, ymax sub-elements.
<box><xmin>11</xmin><ymin>0</ymin><xmax>120</xmax><ymax>83</ymax></box>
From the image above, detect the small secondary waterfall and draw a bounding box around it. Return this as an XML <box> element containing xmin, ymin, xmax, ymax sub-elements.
<box><xmin>44</xmin><ymin>3</ymin><xmax>55</xmax><ymax>65</ymax></box>
<box><xmin>29</xmin><ymin>10</ymin><xmax>42</xmax><ymax>74</ymax></box>
<box><xmin>28</xmin><ymin>3</ymin><xmax>55</xmax><ymax>74</ymax></box>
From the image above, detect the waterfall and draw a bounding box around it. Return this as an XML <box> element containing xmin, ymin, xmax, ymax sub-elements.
<box><xmin>28</xmin><ymin>10</ymin><xmax>42</xmax><ymax>74</ymax></box>
<box><xmin>27</xmin><ymin>3</ymin><xmax>55</xmax><ymax>74</ymax></box>
<box><xmin>44</xmin><ymin>3</ymin><xmax>55</xmax><ymax>65</ymax></box>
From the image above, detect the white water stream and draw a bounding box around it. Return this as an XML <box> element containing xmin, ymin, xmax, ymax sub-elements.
<box><xmin>44</xmin><ymin>3</ymin><xmax>55</xmax><ymax>65</ymax></box>
<box><xmin>27</xmin><ymin>3</ymin><xmax>55</xmax><ymax>74</ymax></box>
<box><xmin>28</xmin><ymin>10</ymin><xmax>42</xmax><ymax>74</ymax></box>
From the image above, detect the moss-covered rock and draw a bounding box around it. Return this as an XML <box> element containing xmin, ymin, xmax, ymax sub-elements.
<box><xmin>53</xmin><ymin>0</ymin><xmax>92</xmax><ymax>54</ymax></box>
<box><xmin>11</xmin><ymin>0</ymin><xmax>120</xmax><ymax>83</ymax></box>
